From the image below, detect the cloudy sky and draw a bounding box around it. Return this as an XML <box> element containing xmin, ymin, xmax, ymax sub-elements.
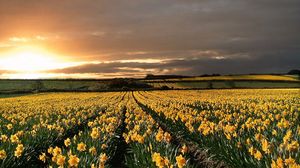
<box><xmin>0</xmin><ymin>0</ymin><xmax>299</xmax><ymax>78</ymax></box>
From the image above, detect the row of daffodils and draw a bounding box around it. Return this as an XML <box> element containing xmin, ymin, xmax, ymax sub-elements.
<box><xmin>134</xmin><ymin>89</ymin><xmax>300</xmax><ymax>168</ymax></box>
<box><xmin>44</xmin><ymin>102</ymin><xmax>124</xmax><ymax>167</ymax></box>
<box><xmin>1</xmin><ymin>89</ymin><xmax>299</xmax><ymax>168</ymax></box>
<box><xmin>123</xmin><ymin>93</ymin><xmax>189</xmax><ymax>168</ymax></box>
<box><xmin>0</xmin><ymin>92</ymin><xmax>124</xmax><ymax>167</ymax></box>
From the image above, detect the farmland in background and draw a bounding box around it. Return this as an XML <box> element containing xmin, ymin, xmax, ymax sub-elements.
<box><xmin>0</xmin><ymin>74</ymin><xmax>299</xmax><ymax>94</ymax></box>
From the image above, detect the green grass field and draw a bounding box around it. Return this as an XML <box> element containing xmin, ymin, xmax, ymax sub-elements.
<box><xmin>0</xmin><ymin>80</ymin><xmax>109</xmax><ymax>93</ymax></box>
<box><xmin>150</xmin><ymin>81</ymin><xmax>300</xmax><ymax>89</ymax></box>
<box><xmin>147</xmin><ymin>75</ymin><xmax>300</xmax><ymax>89</ymax></box>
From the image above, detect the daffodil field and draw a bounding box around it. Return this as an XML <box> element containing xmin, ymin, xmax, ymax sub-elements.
<box><xmin>0</xmin><ymin>89</ymin><xmax>299</xmax><ymax>168</ymax></box>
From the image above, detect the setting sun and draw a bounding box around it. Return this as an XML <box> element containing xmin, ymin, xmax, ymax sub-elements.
<box><xmin>0</xmin><ymin>46</ymin><xmax>85</xmax><ymax>79</ymax></box>
<box><xmin>0</xmin><ymin>46</ymin><xmax>66</xmax><ymax>72</ymax></box>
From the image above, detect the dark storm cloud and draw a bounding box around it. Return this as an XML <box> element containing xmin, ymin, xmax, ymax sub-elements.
<box><xmin>50</xmin><ymin>52</ymin><xmax>300</xmax><ymax>75</ymax></box>
<box><xmin>0</xmin><ymin>0</ymin><xmax>299</xmax><ymax>75</ymax></box>
<box><xmin>50</xmin><ymin>61</ymin><xmax>163</xmax><ymax>74</ymax></box>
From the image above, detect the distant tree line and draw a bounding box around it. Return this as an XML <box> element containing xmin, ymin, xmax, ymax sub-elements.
<box><xmin>108</xmin><ymin>79</ymin><xmax>152</xmax><ymax>91</ymax></box>
<box><xmin>145</xmin><ymin>74</ymin><xmax>190</xmax><ymax>80</ymax></box>
<box><xmin>288</xmin><ymin>69</ymin><xmax>300</xmax><ymax>75</ymax></box>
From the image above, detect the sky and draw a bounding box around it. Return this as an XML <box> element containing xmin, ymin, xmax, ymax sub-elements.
<box><xmin>0</xmin><ymin>0</ymin><xmax>299</xmax><ymax>78</ymax></box>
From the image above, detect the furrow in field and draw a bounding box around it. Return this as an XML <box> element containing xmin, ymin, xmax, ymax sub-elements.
<box><xmin>122</xmin><ymin>92</ymin><xmax>196</xmax><ymax>168</ymax></box>
<box><xmin>42</xmin><ymin>92</ymin><xmax>128</xmax><ymax>168</ymax></box>
<box><xmin>107</xmin><ymin>92</ymin><xmax>130</xmax><ymax>167</ymax></box>
<box><xmin>133</xmin><ymin>91</ymin><xmax>226</xmax><ymax>168</ymax></box>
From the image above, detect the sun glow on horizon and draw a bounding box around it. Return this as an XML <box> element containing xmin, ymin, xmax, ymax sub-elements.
<box><xmin>0</xmin><ymin>46</ymin><xmax>70</xmax><ymax>72</ymax></box>
<box><xmin>0</xmin><ymin>46</ymin><xmax>86</xmax><ymax>78</ymax></box>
